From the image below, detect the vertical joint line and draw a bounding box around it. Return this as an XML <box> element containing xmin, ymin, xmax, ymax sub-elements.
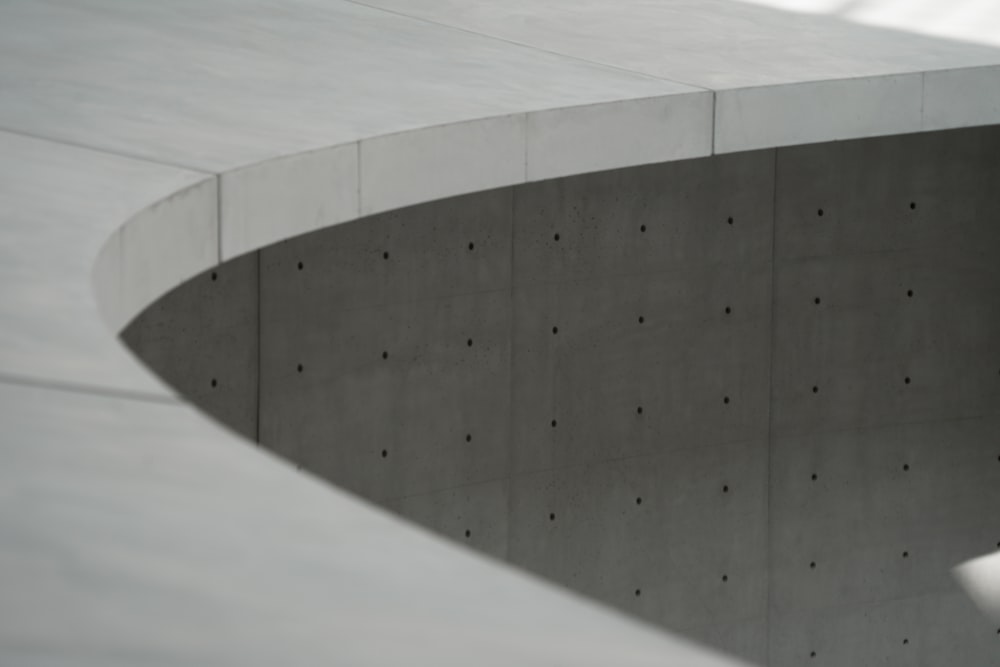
<box><xmin>710</xmin><ymin>91</ymin><xmax>718</xmax><ymax>155</ymax></box>
<box><xmin>504</xmin><ymin>184</ymin><xmax>517</xmax><ymax>562</ymax></box>
<box><xmin>216</xmin><ymin>173</ymin><xmax>223</xmax><ymax>264</ymax></box>
<box><xmin>764</xmin><ymin>147</ymin><xmax>779</xmax><ymax>666</ymax></box>
<box><xmin>356</xmin><ymin>140</ymin><xmax>363</xmax><ymax>217</ymax></box>
<box><xmin>255</xmin><ymin>249</ymin><xmax>262</xmax><ymax>443</ymax></box>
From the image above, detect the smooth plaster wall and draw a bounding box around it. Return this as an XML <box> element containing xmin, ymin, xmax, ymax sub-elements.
<box><xmin>123</xmin><ymin>126</ymin><xmax>1000</xmax><ymax>666</ymax></box>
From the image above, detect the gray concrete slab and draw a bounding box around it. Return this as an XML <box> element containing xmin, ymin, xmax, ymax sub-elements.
<box><xmin>389</xmin><ymin>478</ymin><xmax>510</xmax><ymax>562</ymax></box>
<box><xmin>259</xmin><ymin>191</ymin><xmax>515</xmax><ymax>503</ymax></box>
<box><xmin>121</xmin><ymin>254</ymin><xmax>259</xmax><ymax>441</ymax></box>
<box><xmin>507</xmin><ymin>438</ymin><xmax>769</xmax><ymax>664</ymax></box>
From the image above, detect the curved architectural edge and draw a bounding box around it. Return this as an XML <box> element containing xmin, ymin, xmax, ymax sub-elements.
<box><xmin>4</xmin><ymin>2</ymin><xmax>1000</xmax><ymax>665</ymax></box>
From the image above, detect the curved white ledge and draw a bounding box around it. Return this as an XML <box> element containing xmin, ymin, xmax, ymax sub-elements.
<box><xmin>3</xmin><ymin>1</ymin><xmax>1000</xmax><ymax>665</ymax></box>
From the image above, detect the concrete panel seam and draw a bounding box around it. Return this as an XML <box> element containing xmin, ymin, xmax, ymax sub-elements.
<box><xmin>342</xmin><ymin>0</ymin><xmax>714</xmax><ymax>91</ymax></box>
<box><xmin>0</xmin><ymin>126</ymin><xmax>214</xmax><ymax>175</ymax></box>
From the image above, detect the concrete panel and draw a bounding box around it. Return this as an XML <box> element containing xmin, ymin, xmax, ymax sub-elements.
<box><xmin>769</xmin><ymin>590</ymin><xmax>997</xmax><ymax>667</ymax></box>
<box><xmin>508</xmin><ymin>438</ymin><xmax>768</xmax><ymax>663</ymax></box>
<box><xmin>770</xmin><ymin>418</ymin><xmax>1000</xmax><ymax>617</ymax></box>
<box><xmin>360</xmin><ymin>116</ymin><xmax>525</xmax><ymax>217</ymax></box>
<box><xmin>510</xmin><ymin>267</ymin><xmax>771</xmax><ymax>475</ymax></box>
<box><xmin>389</xmin><ymin>479</ymin><xmax>509</xmax><ymax>561</ymax></box>
<box><xmin>924</xmin><ymin>65</ymin><xmax>1000</xmax><ymax>132</ymax></box>
<box><xmin>768</xmin><ymin>125</ymin><xmax>1000</xmax><ymax>664</ymax></box>
<box><xmin>221</xmin><ymin>143</ymin><xmax>359</xmax><ymax>261</ymax></box>
<box><xmin>715</xmin><ymin>74</ymin><xmax>923</xmax><ymax>154</ymax></box>
<box><xmin>525</xmin><ymin>94</ymin><xmax>713</xmax><ymax>182</ymax></box>
<box><xmin>773</xmin><ymin>128</ymin><xmax>1000</xmax><ymax>261</ymax></box>
<box><xmin>95</xmin><ymin>177</ymin><xmax>219</xmax><ymax>332</ymax></box>
<box><xmin>510</xmin><ymin>151</ymin><xmax>774</xmax><ymax>477</ymax></box>
<box><xmin>260</xmin><ymin>190</ymin><xmax>513</xmax><ymax>503</ymax></box>
<box><xmin>512</xmin><ymin>151</ymin><xmax>774</xmax><ymax>285</ymax></box>
<box><xmin>121</xmin><ymin>254</ymin><xmax>259</xmax><ymax>440</ymax></box>
<box><xmin>262</xmin><ymin>188</ymin><xmax>513</xmax><ymax>311</ymax></box>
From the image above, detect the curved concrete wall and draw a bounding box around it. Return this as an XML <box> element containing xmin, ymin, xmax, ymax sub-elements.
<box><xmin>125</xmin><ymin>125</ymin><xmax>1000</xmax><ymax>666</ymax></box>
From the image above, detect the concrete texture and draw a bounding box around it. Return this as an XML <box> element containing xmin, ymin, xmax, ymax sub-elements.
<box><xmin>121</xmin><ymin>252</ymin><xmax>259</xmax><ymax>441</ymax></box>
<box><xmin>6</xmin><ymin>2</ymin><xmax>1000</xmax><ymax>666</ymax></box>
<box><xmin>126</xmin><ymin>125</ymin><xmax>1000</xmax><ymax>665</ymax></box>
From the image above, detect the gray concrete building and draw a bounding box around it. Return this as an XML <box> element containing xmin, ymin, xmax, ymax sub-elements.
<box><xmin>2</xmin><ymin>1</ymin><xmax>999</xmax><ymax>665</ymax></box>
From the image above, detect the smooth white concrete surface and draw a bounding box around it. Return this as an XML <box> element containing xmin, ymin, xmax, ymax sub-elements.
<box><xmin>359</xmin><ymin>115</ymin><xmax>527</xmax><ymax>217</ymax></box>
<box><xmin>362</xmin><ymin>0</ymin><xmax>1000</xmax><ymax>153</ymax></box>
<box><xmin>0</xmin><ymin>130</ymin><xmax>205</xmax><ymax>396</ymax></box>
<box><xmin>714</xmin><ymin>74</ymin><xmax>923</xmax><ymax>153</ymax></box>
<box><xmin>526</xmin><ymin>94</ymin><xmax>714</xmax><ymax>181</ymax></box>
<box><xmin>100</xmin><ymin>178</ymin><xmax>219</xmax><ymax>332</ymax></box>
<box><xmin>221</xmin><ymin>144</ymin><xmax>359</xmax><ymax>261</ymax></box>
<box><xmin>923</xmin><ymin>64</ymin><xmax>1000</xmax><ymax>132</ymax></box>
<box><xmin>3</xmin><ymin>0</ymin><xmax>1000</xmax><ymax>664</ymax></box>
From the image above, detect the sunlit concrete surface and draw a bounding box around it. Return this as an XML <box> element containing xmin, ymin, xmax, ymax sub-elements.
<box><xmin>1</xmin><ymin>1</ymin><xmax>1000</xmax><ymax>665</ymax></box>
<box><xmin>955</xmin><ymin>552</ymin><xmax>1000</xmax><ymax>622</ymax></box>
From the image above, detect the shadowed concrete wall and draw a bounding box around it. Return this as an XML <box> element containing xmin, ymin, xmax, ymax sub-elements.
<box><xmin>124</xmin><ymin>125</ymin><xmax>1000</xmax><ymax>666</ymax></box>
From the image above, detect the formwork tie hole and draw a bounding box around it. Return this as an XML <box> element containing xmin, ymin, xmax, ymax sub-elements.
<box><xmin>211</xmin><ymin>271</ymin><xmax>218</xmax><ymax>281</ymax></box>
